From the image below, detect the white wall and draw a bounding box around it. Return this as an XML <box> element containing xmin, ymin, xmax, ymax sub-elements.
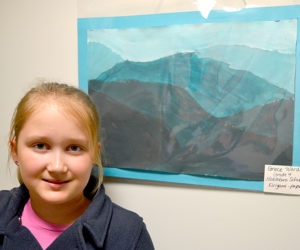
<box><xmin>1</xmin><ymin>1</ymin><xmax>300</xmax><ymax>249</ymax></box>
<box><xmin>0</xmin><ymin>0</ymin><xmax>78</xmax><ymax>189</ymax></box>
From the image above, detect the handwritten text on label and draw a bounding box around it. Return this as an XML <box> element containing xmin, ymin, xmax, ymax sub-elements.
<box><xmin>264</xmin><ymin>165</ymin><xmax>300</xmax><ymax>195</ymax></box>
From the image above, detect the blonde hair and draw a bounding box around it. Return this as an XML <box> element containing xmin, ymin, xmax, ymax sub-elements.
<box><xmin>9</xmin><ymin>82</ymin><xmax>103</xmax><ymax>197</ymax></box>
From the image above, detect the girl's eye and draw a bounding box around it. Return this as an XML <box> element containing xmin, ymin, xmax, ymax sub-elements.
<box><xmin>69</xmin><ymin>145</ymin><xmax>82</xmax><ymax>152</ymax></box>
<box><xmin>33</xmin><ymin>143</ymin><xmax>48</xmax><ymax>150</ymax></box>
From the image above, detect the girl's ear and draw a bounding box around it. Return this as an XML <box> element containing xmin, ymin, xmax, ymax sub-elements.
<box><xmin>10</xmin><ymin>139</ymin><xmax>18</xmax><ymax>165</ymax></box>
<box><xmin>98</xmin><ymin>142</ymin><xmax>101</xmax><ymax>153</ymax></box>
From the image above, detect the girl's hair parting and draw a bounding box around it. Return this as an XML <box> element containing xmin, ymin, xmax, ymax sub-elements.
<box><xmin>8</xmin><ymin>82</ymin><xmax>103</xmax><ymax>197</ymax></box>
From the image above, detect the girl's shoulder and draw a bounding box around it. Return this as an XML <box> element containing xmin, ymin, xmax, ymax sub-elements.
<box><xmin>84</xmin><ymin>186</ymin><xmax>154</xmax><ymax>249</ymax></box>
<box><xmin>0</xmin><ymin>187</ymin><xmax>20</xmax><ymax>229</ymax></box>
<box><xmin>110</xmin><ymin>202</ymin><xmax>145</xmax><ymax>232</ymax></box>
<box><xmin>0</xmin><ymin>186</ymin><xmax>22</xmax><ymax>210</ymax></box>
<box><xmin>0</xmin><ymin>189</ymin><xmax>13</xmax><ymax>212</ymax></box>
<box><xmin>111</xmin><ymin>202</ymin><xmax>154</xmax><ymax>247</ymax></box>
<box><xmin>0</xmin><ymin>186</ymin><xmax>29</xmax><ymax>222</ymax></box>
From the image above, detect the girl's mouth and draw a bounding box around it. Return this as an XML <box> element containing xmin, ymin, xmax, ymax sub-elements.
<box><xmin>43</xmin><ymin>179</ymin><xmax>69</xmax><ymax>189</ymax></box>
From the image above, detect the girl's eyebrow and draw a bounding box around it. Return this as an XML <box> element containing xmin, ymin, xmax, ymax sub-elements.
<box><xmin>25</xmin><ymin>136</ymin><xmax>89</xmax><ymax>145</ymax></box>
<box><xmin>67</xmin><ymin>138</ymin><xmax>89</xmax><ymax>146</ymax></box>
<box><xmin>24</xmin><ymin>136</ymin><xmax>50</xmax><ymax>142</ymax></box>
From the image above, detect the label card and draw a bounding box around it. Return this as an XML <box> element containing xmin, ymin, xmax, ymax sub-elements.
<box><xmin>264</xmin><ymin>165</ymin><xmax>300</xmax><ymax>195</ymax></box>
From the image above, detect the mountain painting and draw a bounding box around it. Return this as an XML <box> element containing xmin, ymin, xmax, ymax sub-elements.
<box><xmin>87</xmin><ymin>20</ymin><xmax>296</xmax><ymax>181</ymax></box>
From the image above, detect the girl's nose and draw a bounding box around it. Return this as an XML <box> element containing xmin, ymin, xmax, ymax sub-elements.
<box><xmin>47</xmin><ymin>150</ymin><xmax>67</xmax><ymax>173</ymax></box>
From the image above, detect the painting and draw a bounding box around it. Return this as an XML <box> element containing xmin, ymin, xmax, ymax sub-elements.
<box><xmin>78</xmin><ymin>5</ymin><xmax>300</xmax><ymax>190</ymax></box>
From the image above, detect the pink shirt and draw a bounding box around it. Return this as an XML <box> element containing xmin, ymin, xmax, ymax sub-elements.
<box><xmin>21</xmin><ymin>199</ymin><xmax>71</xmax><ymax>250</ymax></box>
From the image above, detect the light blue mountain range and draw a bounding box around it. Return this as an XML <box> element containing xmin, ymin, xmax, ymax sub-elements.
<box><xmin>91</xmin><ymin>51</ymin><xmax>293</xmax><ymax>118</ymax></box>
<box><xmin>88</xmin><ymin>42</ymin><xmax>295</xmax><ymax>94</ymax></box>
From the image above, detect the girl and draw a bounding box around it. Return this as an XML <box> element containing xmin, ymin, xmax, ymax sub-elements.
<box><xmin>0</xmin><ymin>82</ymin><xmax>154</xmax><ymax>250</ymax></box>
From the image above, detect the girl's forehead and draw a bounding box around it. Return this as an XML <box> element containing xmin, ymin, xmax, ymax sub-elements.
<box><xmin>22</xmin><ymin>96</ymin><xmax>91</xmax><ymax>134</ymax></box>
<box><xmin>30</xmin><ymin>100</ymin><xmax>83</xmax><ymax>125</ymax></box>
<box><xmin>35</xmin><ymin>97</ymin><xmax>77</xmax><ymax>113</ymax></box>
<box><xmin>24</xmin><ymin>102</ymin><xmax>87</xmax><ymax>132</ymax></box>
<box><xmin>32</xmin><ymin>100</ymin><xmax>64</xmax><ymax>116</ymax></box>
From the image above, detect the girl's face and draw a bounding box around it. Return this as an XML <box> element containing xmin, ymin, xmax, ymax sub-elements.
<box><xmin>11</xmin><ymin>102</ymin><xmax>94</xmax><ymax>207</ymax></box>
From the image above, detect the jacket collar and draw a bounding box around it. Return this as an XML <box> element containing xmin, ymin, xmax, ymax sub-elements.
<box><xmin>78</xmin><ymin>184</ymin><xmax>113</xmax><ymax>248</ymax></box>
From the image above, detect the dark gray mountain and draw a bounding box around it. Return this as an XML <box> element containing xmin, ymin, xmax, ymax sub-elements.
<box><xmin>89</xmin><ymin>79</ymin><xmax>293</xmax><ymax>181</ymax></box>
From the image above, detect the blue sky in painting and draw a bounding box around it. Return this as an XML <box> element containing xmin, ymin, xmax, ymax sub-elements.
<box><xmin>88</xmin><ymin>20</ymin><xmax>297</xmax><ymax>93</ymax></box>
